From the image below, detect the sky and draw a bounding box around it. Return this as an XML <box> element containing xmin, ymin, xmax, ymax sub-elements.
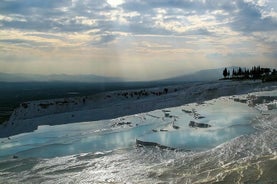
<box><xmin>0</xmin><ymin>0</ymin><xmax>276</xmax><ymax>81</ymax></box>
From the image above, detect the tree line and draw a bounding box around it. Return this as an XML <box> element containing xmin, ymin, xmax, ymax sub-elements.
<box><xmin>222</xmin><ymin>66</ymin><xmax>277</xmax><ymax>82</ymax></box>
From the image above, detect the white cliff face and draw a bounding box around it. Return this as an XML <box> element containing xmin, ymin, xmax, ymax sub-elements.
<box><xmin>0</xmin><ymin>81</ymin><xmax>276</xmax><ymax>184</ymax></box>
<box><xmin>1</xmin><ymin>80</ymin><xmax>276</xmax><ymax>138</ymax></box>
<box><xmin>267</xmin><ymin>101</ymin><xmax>277</xmax><ymax>110</ymax></box>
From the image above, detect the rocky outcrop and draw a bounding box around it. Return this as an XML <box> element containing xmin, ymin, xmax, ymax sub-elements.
<box><xmin>136</xmin><ymin>139</ymin><xmax>176</xmax><ymax>150</ymax></box>
<box><xmin>189</xmin><ymin>121</ymin><xmax>211</xmax><ymax>128</ymax></box>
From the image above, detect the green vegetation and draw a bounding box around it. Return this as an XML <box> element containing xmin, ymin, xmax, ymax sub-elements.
<box><xmin>222</xmin><ymin>66</ymin><xmax>277</xmax><ymax>82</ymax></box>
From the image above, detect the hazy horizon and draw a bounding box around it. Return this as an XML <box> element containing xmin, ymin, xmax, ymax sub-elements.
<box><xmin>0</xmin><ymin>0</ymin><xmax>277</xmax><ymax>81</ymax></box>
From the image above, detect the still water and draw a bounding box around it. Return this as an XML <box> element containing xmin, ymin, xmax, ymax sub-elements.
<box><xmin>0</xmin><ymin>92</ymin><xmax>276</xmax><ymax>183</ymax></box>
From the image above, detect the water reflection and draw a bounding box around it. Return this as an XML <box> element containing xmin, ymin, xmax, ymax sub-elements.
<box><xmin>0</xmin><ymin>96</ymin><xmax>259</xmax><ymax>158</ymax></box>
<box><xmin>137</xmin><ymin>97</ymin><xmax>257</xmax><ymax>150</ymax></box>
<box><xmin>140</xmin><ymin>124</ymin><xmax>255</xmax><ymax>150</ymax></box>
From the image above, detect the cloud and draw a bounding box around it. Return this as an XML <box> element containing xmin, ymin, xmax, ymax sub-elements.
<box><xmin>0</xmin><ymin>0</ymin><xmax>69</xmax><ymax>14</ymax></box>
<box><xmin>122</xmin><ymin>0</ymin><xmax>277</xmax><ymax>35</ymax></box>
<box><xmin>0</xmin><ymin>0</ymin><xmax>276</xmax><ymax>80</ymax></box>
<box><xmin>24</xmin><ymin>33</ymin><xmax>66</xmax><ymax>41</ymax></box>
<box><xmin>0</xmin><ymin>38</ymin><xmax>52</xmax><ymax>47</ymax></box>
<box><xmin>0</xmin><ymin>0</ymin><xmax>121</xmax><ymax>45</ymax></box>
<box><xmin>1</xmin><ymin>0</ymin><xmax>275</xmax><ymax>39</ymax></box>
<box><xmin>263</xmin><ymin>51</ymin><xmax>277</xmax><ymax>59</ymax></box>
<box><xmin>88</xmin><ymin>32</ymin><xmax>117</xmax><ymax>46</ymax></box>
<box><xmin>0</xmin><ymin>0</ymin><xmax>110</xmax><ymax>30</ymax></box>
<box><xmin>229</xmin><ymin>0</ymin><xmax>277</xmax><ymax>33</ymax></box>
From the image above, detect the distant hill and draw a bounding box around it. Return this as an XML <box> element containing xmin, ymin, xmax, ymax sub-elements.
<box><xmin>164</xmin><ymin>67</ymin><xmax>239</xmax><ymax>82</ymax></box>
<box><xmin>0</xmin><ymin>67</ymin><xmax>240</xmax><ymax>83</ymax></box>
<box><xmin>0</xmin><ymin>73</ymin><xmax>123</xmax><ymax>83</ymax></box>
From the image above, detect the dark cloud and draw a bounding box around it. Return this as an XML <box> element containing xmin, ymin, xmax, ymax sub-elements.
<box><xmin>183</xmin><ymin>28</ymin><xmax>213</xmax><ymax>36</ymax></box>
<box><xmin>122</xmin><ymin>0</ymin><xmax>276</xmax><ymax>34</ymax></box>
<box><xmin>204</xmin><ymin>0</ymin><xmax>237</xmax><ymax>12</ymax></box>
<box><xmin>0</xmin><ymin>0</ymin><xmax>276</xmax><ymax>46</ymax></box>
<box><xmin>0</xmin><ymin>0</ymin><xmax>70</xmax><ymax>16</ymax></box>
<box><xmin>115</xmin><ymin>22</ymin><xmax>173</xmax><ymax>36</ymax></box>
<box><xmin>0</xmin><ymin>38</ymin><xmax>51</xmax><ymax>47</ymax></box>
<box><xmin>0</xmin><ymin>39</ymin><xmax>32</xmax><ymax>44</ymax></box>
<box><xmin>95</xmin><ymin>34</ymin><xmax>116</xmax><ymax>45</ymax></box>
<box><xmin>122</xmin><ymin>0</ymin><xmax>203</xmax><ymax>12</ymax></box>
<box><xmin>229</xmin><ymin>1</ymin><xmax>277</xmax><ymax>33</ymax></box>
<box><xmin>0</xmin><ymin>0</ymin><xmax>111</xmax><ymax>32</ymax></box>
<box><xmin>0</xmin><ymin>0</ymin><xmax>117</xmax><ymax>45</ymax></box>
<box><xmin>24</xmin><ymin>33</ymin><xmax>65</xmax><ymax>41</ymax></box>
<box><xmin>1</xmin><ymin>19</ymin><xmax>56</xmax><ymax>32</ymax></box>
<box><xmin>87</xmin><ymin>30</ymin><xmax>117</xmax><ymax>45</ymax></box>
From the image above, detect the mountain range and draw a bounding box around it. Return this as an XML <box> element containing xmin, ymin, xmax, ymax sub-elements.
<box><xmin>0</xmin><ymin>67</ymin><xmax>235</xmax><ymax>83</ymax></box>
<box><xmin>164</xmin><ymin>67</ymin><xmax>238</xmax><ymax>82</ymax></box>
<box><xmin>0</xmin><ymin>73</ymin><xmax>123</xmax><ymax>83</ymax></box>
